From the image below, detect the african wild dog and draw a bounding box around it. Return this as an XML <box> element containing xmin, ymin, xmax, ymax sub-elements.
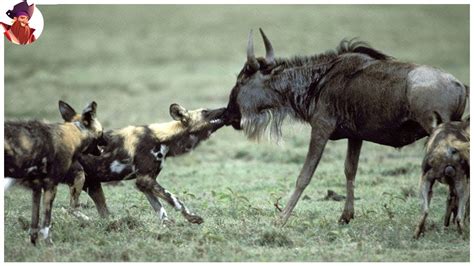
<box><xmin>68</xmin><ymin>103</ymin><xmax>225</xmax><ymax>224</ymax></box>
<box><xmin>4</xmin><ymin>101</ymin><xmax>104</xmax><ymax>245</ymax></box>
<box><xmin>414</xmin><ymin>114</ymin><xmax>469</xmax><ymax>238</ymax></box>
<box><xmin>223</xmin><ymin>29</ymin><xmax>468</xmax><ymax>226</ymax></box>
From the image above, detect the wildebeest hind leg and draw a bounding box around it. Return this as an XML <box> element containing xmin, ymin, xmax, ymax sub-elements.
<box><xmin>87</xmin><ymin>182</ymin><xmax>110</xmax><ymax>218</ymax></box>
<box><xmin>339</xmin><ymin>139</ymin><xmax>363</xmax><ymax>224</ymax></box>
<box><xmin>278</xmin><ymin>123</ymin><xmax>334</xmax><ymax>226</ymax></box>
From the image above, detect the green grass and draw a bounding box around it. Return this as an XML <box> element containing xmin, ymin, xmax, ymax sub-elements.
<box><xmin>4</xmin><ymin>5</ymin><xmax>469</xmax><ymax>262</ymax></box>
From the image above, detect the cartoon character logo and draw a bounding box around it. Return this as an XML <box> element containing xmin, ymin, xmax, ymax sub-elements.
<box><xmin>0</xmin><ymin>0</ymin><xmax>43</xmax><ymax>45</ymax></box>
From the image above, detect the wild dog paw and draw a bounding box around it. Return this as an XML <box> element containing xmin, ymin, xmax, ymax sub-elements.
<box><xmin>184</xmin><ymin>214</ymin><xmax>204</xmax><ymax>224</ymax></box>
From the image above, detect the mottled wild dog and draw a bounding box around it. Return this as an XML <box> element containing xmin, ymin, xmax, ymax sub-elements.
<box><xmin>414</xmin><ymin>115</ymin><xmax>469</xmax><ymax>238</ymax></box>
<box><xmin>223</xmin><ymin>29</ymin><xmax>468</xmax><ymax>226</ymax></box>
<box><xmin>69</xmin><ymin>103</ymin><xmax>225</xmax><ymax>224</ymax></box>
<box><xmin>4</xmin><ymin>101</ymin><xmax>104</xmax><ymax>244</ymax></box>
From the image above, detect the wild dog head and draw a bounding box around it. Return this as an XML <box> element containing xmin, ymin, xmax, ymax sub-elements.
<box><xmin>423</xmin><ymin>114</ymin><xmax>469</xmax><ymax>185</ymax></box>
<box><xmin>170</xmin><ymin>103</ymin><xmax>226</xmax><ymax>137</ymax></box>
<box><xmin>422</xmin><ymin>114</ymin><xmax>469</xmax><ymax>229</ymax></box>
<box><xmin>167</xmin><ymin>103</ymin><xmax>225</xmax><ymax>154</ymax></box>
<box><xmin>59</xmin><ymin>100</ymin><xmax>106</xmax><ymax>156</ymax></box>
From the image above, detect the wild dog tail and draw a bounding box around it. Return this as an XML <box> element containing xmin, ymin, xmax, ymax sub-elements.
<box><xmin>4</xmin><ymin>178</ymin><xmax>17</xmax><ymax>192</ymax></box>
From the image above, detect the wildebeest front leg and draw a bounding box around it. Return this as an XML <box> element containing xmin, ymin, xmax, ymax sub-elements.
<box><xmin>278</xmin><ymin>123</ymin><xmax>334</xmax><ymax>226</ymax></box>
<box><xmin>40</xmin><ymin>182</ymin><xmax>57</xmax><ymax>244</ymax></box>
<box><xmin>29</xmin><ymin>188</ymin><xmax>42</xmax><ymax>245</ymax></box>
<box><xmin>414</xmin><ymin>175</ymin><xmax>434</xmax><ymax>239</ymax></box>
<box><xmin>339</xmin><ymin>138</ymin><xmax>363</xmax><ymax>224</ymax></box>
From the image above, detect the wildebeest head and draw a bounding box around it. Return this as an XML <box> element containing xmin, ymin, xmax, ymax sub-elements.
<box><xmin>59</xmin><ymin>100</ymin><xmax>106</xmax><ymax>156</ymax></box>
<box><xmin>224</xmin><ymin>29</ymin><xmax>291</xmax><ymax>140</ymax></box>
<box><xmin>169</xmin><ymin>103</ymin><xmax>226</xmax><ymax>140</ymax></box>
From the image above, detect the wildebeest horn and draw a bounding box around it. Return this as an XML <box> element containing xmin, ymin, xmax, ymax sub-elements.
<box><xmin>259</xmin><ymin>28</ymin><xmax>275</xmax><ymax>66</ymax></box>
<box><xmin>247</xmin><ymin>30</ymin><xmax>260</xmax><ymax>71</ymax></box>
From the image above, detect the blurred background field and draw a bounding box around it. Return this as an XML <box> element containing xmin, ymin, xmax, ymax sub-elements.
<box><xmin>4</xmin><ymin>5</ymin><xmax>469</xmax><ymax>262</ymax></box>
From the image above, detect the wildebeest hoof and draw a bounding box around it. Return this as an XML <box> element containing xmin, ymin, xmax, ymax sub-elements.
<box><xmin>338</xmin><ymin>212</ymin><xmax>354</xmax><ymax>224</ymax></box>
<box><xmin>185</xmin><ymin>214</ymin><xmax>204</xmax><ymax>224</ymax></box>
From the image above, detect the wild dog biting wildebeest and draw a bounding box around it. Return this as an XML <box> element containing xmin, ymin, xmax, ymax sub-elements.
<box><xmin>67</xmin><ymin>103</ymin><xmax>225</xmax><ymax>225</ymax></box>
<box><xmin>4</xmin><ymin>101</ymin><xmax>104</xmax><ymax>245</ymax></box>
<box><xmin>223</xmin><ymin>29</ymin><xmax>468</xmax><ymax>226</ymax></box>
<box><xmin>414</xmin><ymin>114</ymin><xmax>469</xmax><ymax>238</ymax></box>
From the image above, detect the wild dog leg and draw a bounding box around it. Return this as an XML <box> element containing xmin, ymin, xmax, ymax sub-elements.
<box><xmin>30</xmin><ymin>187</ymin><xmax>42</xmax><ymax>245</ymax></box>
<box><xmin>68</xmin><ymin>163</ymin><xmax>85</xmax><ymax>209</ymax></box>
<box><xmin>414</xmin><ymin>175</ymin><xmax>434</xmax><ymax>239</ymax></box>
<box><xmin>444</xmin><ymin>186</ymin><xmax>457</xmax><ymax>227</ymax></box>
<box><xmin>143</xmin><ymin>192</ymin><xmax>172</xmax><ymax>224</ymax></box>
<box><xmin>86</xmin><ymin>182</ymin><xmax>110</xmax><ymax>218</ymax></box>
<box><xmin>40</xmin><ymin>181</ymin><xmax>57</xmax><ymax>244</ymax></box>
<box><xmin>279</xmin><ymin>122</ymin><xmax>335</xmax><ymax>226</ymax></box>
<box><xmin>136</xmin><ymin>175</ymin><xmax>203</xmax><ymax>224</ymax></box>
<box><xmin>454</xmin><ymin>178</ymin><xmax>469</xmax><ymax>234</ymax></box>
<box><xmin>339</xmin><ymin>138</ymin><xmax>363</xmax><ymax>224</ymax></box>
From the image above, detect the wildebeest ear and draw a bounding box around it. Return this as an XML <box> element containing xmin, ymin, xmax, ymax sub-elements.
<box><xmin>169</xmin><ymin>103</ymin><xmax>189</xmax><ymax>123</ymax></box>
<box><xmin>82</xmin><ymin>101</ymin><xmax>97</xmax><ymax>126</ymax></box>
<box><xmin>59</xmin><ymin>100</ymin><xmax>77</xmax><ymax>122</ymax></box>
<box><xmin>430</xmin><ymin>111</ymin><xmax>443</xmax><ymax>130</ymax></box>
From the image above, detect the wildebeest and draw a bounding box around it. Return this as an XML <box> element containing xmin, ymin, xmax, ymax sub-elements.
<box><xmin>414</xmin><ymin>114</ymin><xmax>469</xmax><ymax>238</ymax></box>
<box><xmin>4</xmin><ymin>101</ymin><xmax>104</xmax><ymax>244</ymax></box>
<box><xmin>67</xmin><ymin>104</ymin><xmax>225</xmax><ymax>225</ymax></box>
<box><xmin>223</xmin><ymin>29</ymin><xmax>468</xmax><ymax>226</ymax></box>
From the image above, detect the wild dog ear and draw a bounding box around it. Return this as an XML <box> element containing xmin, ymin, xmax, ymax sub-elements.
<box><xmin>59</xmin><ymin>100</ymin><xmax>77</xmax><ymax>122</ymax></box>
<box><xmin>170</xmin><ymin>103</ymin><xmax>189</xmax><ymax>124</ymax></box>
<box><xmin>81</xmin><ymin>101</ymin><xmax>97</xmax><ymax>127</ymax></box>
<box><xmin>430</xmin><ymin>111</ymin><xmax>443</xmax><ymax>131</ymax></box>
<box><xmin>462</xmin><ymin>115</ymin><xmax>470</xmax><ymax>137</ymax></box>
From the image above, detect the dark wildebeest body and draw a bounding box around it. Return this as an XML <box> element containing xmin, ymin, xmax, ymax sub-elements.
<box><xmin>414</xmin><ymin>117</ymin><xmax>469</xmax><ymax>238</ymax></box>
<box><xmin>223</xmin><ymin>29</ymin><xmax>468</xmax><ymax>225</ymax></box>
<box><xmin>4</xmin><ymin>101</ymin><xmax>104</xmax><ymax>244</ymax></box>
<box><xmin>67</xmin><ymin>104</ymin><xmax>225</xmax><ymax>224</ymax></box>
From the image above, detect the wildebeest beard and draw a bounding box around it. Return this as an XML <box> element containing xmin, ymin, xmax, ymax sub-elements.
<box><xmin>241</xmin><ymin>107</ymin><xmax>290</xmax><ymax>142</ymax></box>
<box><xmin>240</xmin><ymin>62</ymin><xmax>333</xmax><ymax>142</ymax></box>
<box><xmin>10</xmin><ymin>20</ymin><xmax>32</xmax><ymax>44</ymax></box>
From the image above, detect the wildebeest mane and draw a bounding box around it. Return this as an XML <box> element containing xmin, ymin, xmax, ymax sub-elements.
<box><xmin>276</xmin><ymin>38</ymin><xmax>392</xmax><ymax>68</ymax></box>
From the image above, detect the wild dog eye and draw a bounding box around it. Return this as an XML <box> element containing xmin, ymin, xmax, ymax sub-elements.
<box><xmin>423</xmin><ymin>162</ymin><xmax>432</xmax><ymax>173</ymax></box>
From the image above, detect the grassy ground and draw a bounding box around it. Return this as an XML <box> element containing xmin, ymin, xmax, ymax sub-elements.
<box><xmin>4</xmin><ymin>5</ymin><xmax>469</xmax><ymax>262</ymax></box>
